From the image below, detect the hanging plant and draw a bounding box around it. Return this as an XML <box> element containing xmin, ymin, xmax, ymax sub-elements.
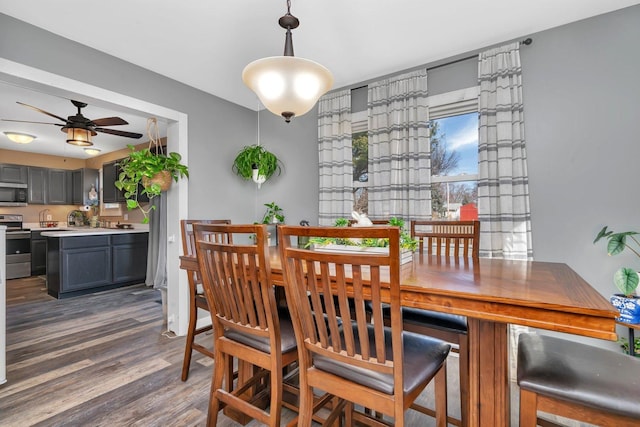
<box><xmin>114</xmin><ymin>118</ymin><xmax>189</xmax><ymax>223</ymax></box>
<box><xmin>232</xmin><ymin>144</ymin><xmax>282</xmax><ymax>183</ymax></box>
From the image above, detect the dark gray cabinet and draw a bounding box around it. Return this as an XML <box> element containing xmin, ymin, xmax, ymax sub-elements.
<box><xmin>102</xmin><ymin>160</ymin><xmax>148</xmax><ymax>204</ymax></box>
<box><xmin>71</xmin><ymin>168</ymin><xmax>99</xmax><ymax>205</ymax></box>
<box><xmin>28</xmin><ymin>167</ymin><xmax>47</xmax><ymax>204</ymax></box>
<box><xmin>46</xmin><ymin>232</ymin><xmax>148</xmax><ymax>299</ymax></box>
<box><xmin>102</xmin><ymin>160</ymin><xmax>125</xmax><ymax>203</ymax></box>
<box><xmin>31</xmin><ymin>231</ymin><xmax>48</xmax><ymax>276</ymax></box>
<box><xmin>0</xmin><ymin>164</ymin><xmax>28</xmax><ymax>184</ymax></box>
<box><xmin>47</xmin><ymin>169</ymin><xmax>68</xmax><ymax>205</ymax></box>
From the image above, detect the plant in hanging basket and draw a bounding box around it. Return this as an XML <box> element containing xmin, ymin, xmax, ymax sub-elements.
<box><xmin>232</xmin><ymin>144</ymin><xmax>282</xmax><ymax>184</ymax></box>
<box><xmin>115</xmin><ymin>144</ymin><xmax>188</xmax><ymax>223</ymax></box>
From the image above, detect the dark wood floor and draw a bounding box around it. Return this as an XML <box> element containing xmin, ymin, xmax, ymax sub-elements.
<box><xmin>1</xmin><ymin>276</ymin><xmax>466</xmax><ymax>426</ymax></box>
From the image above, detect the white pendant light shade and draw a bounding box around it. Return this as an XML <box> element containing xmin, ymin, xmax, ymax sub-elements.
<box><xmin>243</xmin><ymin>56</ymin><xmax>333</xmax><ymax>122</ymax></box>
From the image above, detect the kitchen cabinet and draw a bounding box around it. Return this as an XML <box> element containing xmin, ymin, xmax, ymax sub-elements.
<box><xmin>0</xmin><ymin>164</ymin><xmax>28</xmax><ymax>184</ymax></box>
<box><xmin>102</xmin><ymin>160</ymin><xmax>125</xmax><ymax>203</ymax></box>
<box><xmin>27</xmin><ymin>167</ymin><xmax>47</xmax><ymax>204</ymax></box>
<box><xmin>71</xmin><ymin>168</ymin><xmax>99</xmax><ymax>205</ymax></box>
<box><xmin>46</xmin><ymin>231</ymin><xmax>148</xmax><ymax>299</ymax></box>
<box><xmin>102</xmin><ymin>160</ymin><xmax>148</xmax><ymax>204</ymax></box>
<box><xmin>31</xmin><ymin>231</ymin><xmax>48</xmax><ymax>276</ymax></box>
<box><xmin>47</xmin><ymin>169</ymin><xmax>68</xmax><ymax>205</ymax></box>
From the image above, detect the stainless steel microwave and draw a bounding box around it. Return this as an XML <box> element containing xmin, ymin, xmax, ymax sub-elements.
<box><xmin>0</xmin><ymin>182</ymin><xmax>28</xmax><ymax>206</ymax></box>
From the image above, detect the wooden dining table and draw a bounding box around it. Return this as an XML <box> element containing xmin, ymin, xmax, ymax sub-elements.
<box><xmin>180</xmin><ymin>249</ymin><xmax>618</xmax><ymax>427</ymax></box>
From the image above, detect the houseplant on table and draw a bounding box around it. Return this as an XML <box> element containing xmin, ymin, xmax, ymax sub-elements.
<box><xmin>114</xmin><ymin>119</ymin><xmax>188</xmax><ymax>223</ymax></box>
<box><xmin>594</xmin><ymin>226</ymin><xmax>640</xmax><ymax>323</ymax></box>
<box><xmin>309</xmin><ymin>215</ymin><xmax>418</xmax><ymax>264</ymax></box>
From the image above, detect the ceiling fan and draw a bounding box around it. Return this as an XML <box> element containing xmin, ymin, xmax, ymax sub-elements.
<box><xmin>2</xmin><ymin>99</ymin><xmax>143</xmax><ymax>144</ymax></box>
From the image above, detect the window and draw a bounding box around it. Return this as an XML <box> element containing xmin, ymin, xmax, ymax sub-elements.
<box><xmin>352</xmin><ymin>111</ymin><xmax>369</xmax><ymax>214</ymax></box>
<box><xmin>429</xmin><ymin>87</ymin><xmax>478</xmax><ymax>219</ymax></box>
<box><xmin>350</xmin><ymin>86</ymin><xmax>478</xmax><ymax>219</ymax></box>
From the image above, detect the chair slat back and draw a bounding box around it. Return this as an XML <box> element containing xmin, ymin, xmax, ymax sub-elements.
<box><xmin>279</xmin><ymin>226</ymin><xmax>402</xmax><ymax>380</ymax></box>
<box><xmin>181</xmin><ymin>219</ymin><xmax>232</xmax><ymax>285</ymax></box>
<box><xmin>411</xmin><ymin>220</ymin><xmax>480</xmax><ymax>259</ymax></box>
<box><xmin>194</xmin><ymin>224</ymin><xmax>278</xmax><ymax>343</ymax></box>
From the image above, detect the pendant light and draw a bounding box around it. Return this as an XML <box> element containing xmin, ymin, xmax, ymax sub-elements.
<box><xmin>242</xmin><ymin>0</ymin><xmax>333</xmax><ymax>123</ymax></box>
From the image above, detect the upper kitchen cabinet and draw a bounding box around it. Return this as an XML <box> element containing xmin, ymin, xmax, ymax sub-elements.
<box><xmin>47</xmin><ymin>169</ymin><xmax>68</xmax><ymax>205</ymax></box>
<box><xmin>0</xmin><ymin>164</ymin><xmax>28</xmax><ymax>184</ymax></box>
<box><xmin>71</xmin><ymin>168</ymin><xmax>99</xmax><ymax>205</ymax></box>
<box><xmin>28</xmin><ymin>167</ymin><xmax>47</xmax><ymax>204</ymax></box>
<box><xmin>102</xmin><ymin>160</ymin><xmax>125</xmax><ymax>203</ymax></box>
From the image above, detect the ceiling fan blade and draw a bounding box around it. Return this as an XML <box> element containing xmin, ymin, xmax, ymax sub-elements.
<box><xmin>95</xmin><ymin>127</ymin><xmax>143</xmax><ymax>139</ymax></box>
<box><xmin>1</xmin><ymin>119</ymin><xmax>64</xmax><ymax>126</ymax></box>
<box><xmin>92</xmin><ymin>117</ymin><xmax>129</xmax><ymax>127</ymax></box>
<box><xmin>16</xmin><ymin>101</ymin><xmax>67</xmax><ymax>123</ymax></box>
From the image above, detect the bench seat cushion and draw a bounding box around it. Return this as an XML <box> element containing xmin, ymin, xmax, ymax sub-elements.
<box><xmin>517</xmin><ymin>334</ymin><xmax>640</xmax><ymax>419</ymax></box>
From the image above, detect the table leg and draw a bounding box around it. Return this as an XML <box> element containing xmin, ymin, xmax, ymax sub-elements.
<box><xmin>467</xmin><ymin>318</ymin><xmax>510</xmax><ymax>427</ymax></box>
<box><xmin>629</xmin><ymin>327</ymin><xmax>636</xmax><ymax>357</ymax></box>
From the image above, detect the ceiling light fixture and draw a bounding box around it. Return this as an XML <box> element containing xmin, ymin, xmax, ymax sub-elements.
<box><xmin>83</xmin><ymin>147</ymin><xmax>102</xmax><ymax>156</ymax></box>
<box><xmin>242</xmin><ymin>0</ymin><xmax>333</xmax><ymax>123</ymax></box>
<box><xmin>65</xmin><ymin>127</ymin><xmax>95</xmax><ymax>146</ymax></box>
<box><xmin>3</xmin><ymin>131</ymin><xmax>36</xmax><ymax>144</ymax></box>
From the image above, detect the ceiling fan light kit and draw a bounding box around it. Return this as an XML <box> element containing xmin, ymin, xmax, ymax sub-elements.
<box><xmin>3</xmin><ymin>131</ymin><xmax>36</xmax><ymax>144</ymax></box>
<box><xmin>2</xmin><ymin>99</ymin><xmax>143</xmax><ymax>150</ymax></box>
<box><xmin>242</xmin><ymin>0</ymin><xmax>333</xmax><ymax>123</ymax></box>
<box><xmin>66</xmin><ymin>127</ymin><xmax>94</xmax><ymax>146</ymax></box>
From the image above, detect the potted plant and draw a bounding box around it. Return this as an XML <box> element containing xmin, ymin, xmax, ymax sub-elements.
<box><xmin>261</xmin><ymin>202</ymin><xmax>285</xmax><ymax>224</ymax></box>
<box><xmin>115</xmin><ymin>144</ymin><xmax>189</xmax><ymax>223</ymax></box>
<box><xmin>232</xmin><ymin>145</ymin><xmax>282</xmax><ymax>186</ymax></box>
<box><xmin>309</xmin><ymin>215</ymin><xmax>418</xmax><ymax>264</ymax></box>
<box><xmin>594</xmin><ymin>226</ymin><xmax>640</xmax><ymax>323</ymax></box>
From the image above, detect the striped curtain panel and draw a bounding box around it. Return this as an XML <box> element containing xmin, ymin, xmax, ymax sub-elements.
<box><xmin>317</xmin><ymin>89</ymin><xmax>353</xmax><ymax>225</ymax></box>
<box><xmin>367</xmin><ymin>70</ymin><xmax>431</xmax><ymax>222</ymax></box>
<box><xmin>477</xmin><ymin>43</ymin><xmax>533</xmax><ymax>260</ymax></box>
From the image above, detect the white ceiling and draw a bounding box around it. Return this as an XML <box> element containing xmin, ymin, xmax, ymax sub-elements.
<box><xmin>1</xmin><ymin>0</ymin><xmax>639</xmax><ymax>158</ymax></box>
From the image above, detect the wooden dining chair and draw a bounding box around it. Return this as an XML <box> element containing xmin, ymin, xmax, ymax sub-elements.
<box><xmin>179</xmin><ymin>219</ymin><xmax>231</xmax><ymax>381</ymax></box>
<box><xmin>279</xmin><ymin>225</ymin><xmax>451</xmax><ymax>426</ymax></box>
<box><xmin>397</xmin><ymin>219</ymin><xmax>480</xmax><ymax>426</ymax></box>
<box><xmin>518</xmin><ymin>333</ymin><xmax>640</xmax><ymax>427</ymax></box>
<box><xmin>194</xmin><ymin>223</ymin><xmax>299</xmax><ymax>427</ymax></box>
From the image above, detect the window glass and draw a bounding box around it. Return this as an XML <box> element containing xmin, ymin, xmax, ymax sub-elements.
<box><xmin>430</xmin><ymin>111</ymin><xmax>478</xmax><ymax>219</ymax></box>
<box><xmin>352</xmin><ymin>130</ymin><xmax>368</xmax><ymax>213</ymax></box>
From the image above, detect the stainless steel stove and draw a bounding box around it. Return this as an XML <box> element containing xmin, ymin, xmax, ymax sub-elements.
<box><xmin>0</xmin><ymin>214</ymin><xmax>31</xmax><ymax>279</ymax></box>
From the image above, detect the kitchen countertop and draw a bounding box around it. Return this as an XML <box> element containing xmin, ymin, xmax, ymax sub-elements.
<box><xmin>41</xmin><ymin>227</ymin><xmax>149</xmax><ymax>237</ymax></box>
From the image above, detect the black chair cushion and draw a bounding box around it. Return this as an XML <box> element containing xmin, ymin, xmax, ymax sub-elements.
<box><xmin>313</xmin><ymin>323</ymin><xmax>451</xmax><ymax>395</ymax></box>
<box><xmin>372</xmin><ymin>303</ymin><xmax>467</xmax><ymax>334</ymax></box>
<box><xmin>517</xmin><ymin>333</ymin><xmax>640</xmax><ymax>419</ymax></box>
<box><xmin>400</xmin><ymin>307</ymin><xmax>467</xmax><ymax>334</ymax></box>
<box><xmin>224</xmin><ymin>307</ymin><xmax>297</xmax><ymax>354</ymax></box>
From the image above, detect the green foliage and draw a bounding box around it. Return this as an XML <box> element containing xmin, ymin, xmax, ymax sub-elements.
<box><xmin>232</xmin><ymin>145</ymin><xmax>281</xmax><ymax>182</ymax></box>
<box><xmin>619</xmin><ymin>336</ymin><xmax>640</xmax><ymax>357</ymax></box>
<box><xmin>114</xmin><ymin>145</ymin><xmax>189</xmax><ymax>223</ymax></box>
<box><xmin>308</xmin><ymin>217</ymin><xmax>418</xmax><ymax>251</ymax></box>
<box><xmin>594</xmin><ymin>226</ymin><xmax>640</xmax><ymax>296</ymax></box>
<box><xmin>261</xmin><ymin>202</ymin><xmax>285</xmax><ymax>224</ymax></box>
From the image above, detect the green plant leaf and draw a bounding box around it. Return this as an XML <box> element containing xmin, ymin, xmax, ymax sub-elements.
<box><xmin>614</xmin><ymin>268</ymin><xmax>639</xmax><ymax>296</ymax></box>
<box><xmin>232</xmin><ymin>145</ymin><xmax>281</xmax><ymax>182</ymax></box>
<box><xmin>608</xmin><ymin>234</ymin><xmax>627</xmax><ymax>256</ymax></box>
<box><xmin>593</xmin><ymin>226</ymin><xmax>613</xmax><ymax>244</ymax></box>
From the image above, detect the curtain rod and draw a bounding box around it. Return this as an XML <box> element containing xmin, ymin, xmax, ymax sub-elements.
<box><xmin>350</xmin><ymin>38</ymin><xmax>532</xmax><ymax>91</ymax></box>
<box><xmin>427</xmin><ymin>38</ymin><xmax>533</xmax><ymax>72</ymax></box>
